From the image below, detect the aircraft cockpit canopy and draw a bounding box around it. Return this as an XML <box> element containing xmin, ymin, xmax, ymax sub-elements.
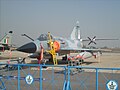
<box><xmin>37</xmin><ymin>34</ymin><xmax>53</xmax><ymax>41</ymax></box>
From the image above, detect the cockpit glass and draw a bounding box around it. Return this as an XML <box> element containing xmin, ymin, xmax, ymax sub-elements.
<box><xmin>37</xmin><ymin>34</ymin><xmax>53</xmax><ymax>41</ymax></box>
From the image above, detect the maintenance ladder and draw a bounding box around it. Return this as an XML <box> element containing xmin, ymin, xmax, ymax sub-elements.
<box><xmin>47</xmin><ymin>32</ymin><xmax>58</xmax><ymax>65</ymax></box>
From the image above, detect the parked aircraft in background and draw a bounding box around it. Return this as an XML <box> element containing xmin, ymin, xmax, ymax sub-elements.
<box><xmin>0</xmin><ymin>31</ymin><xmax>13</xmax><ymax>53</ymax></box>
<box><xmin>17</xmin><ymin>21</ymin><xmax>117</xmax><ymax>64</ymax></box>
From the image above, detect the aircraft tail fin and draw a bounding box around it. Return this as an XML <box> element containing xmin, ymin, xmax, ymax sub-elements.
<box><xmin>0</xmin><ymin>31</ymin><xmax>13</xmax><ymax>45</ymax></box>
<box><xmin>70</xmin><ymin>21</ymin><xmax>81</xmax><ymax>40</ymax></box>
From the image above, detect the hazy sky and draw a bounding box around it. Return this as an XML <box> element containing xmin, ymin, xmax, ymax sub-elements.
<box><xmin>0</xmin><ymin>0</ymin><xmax>120</xmax><ymax>48</ymax></box>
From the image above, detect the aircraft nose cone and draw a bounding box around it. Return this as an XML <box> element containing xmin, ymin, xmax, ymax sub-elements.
<box><xmin>17</xmin><ymin>42</ymin><xmax>37</xmax><ymax>53</ymax></box>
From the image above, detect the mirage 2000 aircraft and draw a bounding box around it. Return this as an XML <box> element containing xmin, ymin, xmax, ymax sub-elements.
<box><xmin>17</xmin><ymin>21</ymin><xmax>116</xmax><ymax>64</ymax></box>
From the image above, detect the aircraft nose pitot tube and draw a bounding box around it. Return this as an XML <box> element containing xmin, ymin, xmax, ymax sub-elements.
<box><xmin>17</xmin><ymin>42</ymin><xmax>37</xmax><ymax>53</ymax></box>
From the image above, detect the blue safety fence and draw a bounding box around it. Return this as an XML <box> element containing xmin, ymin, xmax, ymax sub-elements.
<box><xmin>0</xmin><ymin>64</ymin><xmax>18</xmax><ymax>90</ymax></box>
<box><xmin>0</xmin><ymin>64</ymin><xmax>66</xmax><ymax>90</ymax></box>
<box><xmin>0</xmin><ymin>63</ymin><xmax>120</xmax><ymax>90</ymax></box>
<box><xmin>66</xmin><ymin>66</ymin><xmax>120</xmax><ymax>90</ymax></box>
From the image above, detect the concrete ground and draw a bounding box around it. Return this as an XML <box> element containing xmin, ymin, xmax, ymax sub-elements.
<box><xmin>82</xmin><ymin>52</ymin><xmax>120</xmax><ymax>68</ymax></box>
<box><xmin>0</xmin><ymin>51</ymin><xmax>120</xmax><ymax>90</ymax></box>
<box><xmin>0</xmin><ymin>51</ymin><xmax>120</xmax><ymax>68</ymax></box>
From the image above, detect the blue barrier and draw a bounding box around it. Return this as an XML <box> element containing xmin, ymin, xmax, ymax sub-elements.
<box><xmin>0</xmin><ymin>64</ymin><xmax>120</xmax><ymax>90</ymax></box>
<box><xmin>0</xmin><ymin>76</ymin><xmax>6</xmax><ymax>90</ymax></box>
<box><xmin>66</xmin><ymin>66</ymin><xmax>120</xmax><ymax>90</ymax></box>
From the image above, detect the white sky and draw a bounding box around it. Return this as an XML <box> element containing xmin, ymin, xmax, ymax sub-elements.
<box><xmin>0</xmin><ymin>0</ymin><xmax>120</xmax><ymax>48</ymax></box>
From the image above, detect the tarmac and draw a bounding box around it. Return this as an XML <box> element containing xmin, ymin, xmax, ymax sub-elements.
<box><xmin>0</xmin><ymin>51</ymin><xmax>120</xmax><ymax>90</ymax></box>
<box><xmin>82</xmin><ymin>52</ymin><xmax>120</xmax><ymax>68</ymax></box>
<box><xmin>1</xmin><ymin>51</ymin><xmax>120</xmax><ymax>68</ymax></box>
<box><xmin>0</xmin><ymin>51</ymin><xmax>120</xmax><ymax>73</ymax></box>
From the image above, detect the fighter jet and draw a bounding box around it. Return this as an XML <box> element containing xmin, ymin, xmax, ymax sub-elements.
<box><xmin>17</xmin><ymin>22</ymin><xmax>114</xmax><ymax>64</ymax></box>
<box><xmin>0</xmin><ymin>31</ymin><xmax>13</xmax><ymax>52</ymax></box>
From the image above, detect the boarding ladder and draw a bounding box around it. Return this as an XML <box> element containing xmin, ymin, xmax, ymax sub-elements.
<box><xmin>47</xmin><ymin>32</ymin><xmax>58</xmax><ymax>65</ymax></box>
